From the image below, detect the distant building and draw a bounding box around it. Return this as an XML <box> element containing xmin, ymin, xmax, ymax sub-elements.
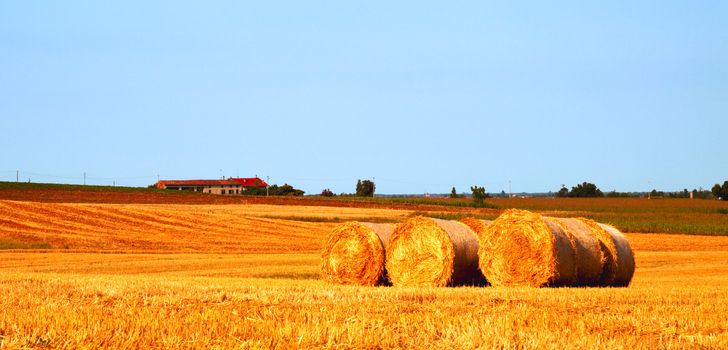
<box><xmin>155</xmin><ymin>177</ymin><xmax>268</xmax><ymax>195</ymax></box>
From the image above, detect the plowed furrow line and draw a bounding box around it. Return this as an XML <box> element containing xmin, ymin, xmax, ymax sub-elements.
<box><xmin>120</xmin><ymin>207</ymin><xmax>230</xmax><ymax>232</ymax></box>
<box><xmin>0</xmin><ymin>219</ymin><xmax>81</xmax><ymax>239</ymax></box>
<box><xmin>0</xmin><ymin>201</ymin><xmax>123</xmax><ymax>232</ymax></box>
<box><xmin>0</xmin><ymin>205</ymin><xmax>106</xmax><ymax>235</ymax></box>
<box><xmin>243</xmin><ymin>217</ymin><xmax>334</xmax><ymax>234</ymax></box>
<box><xmin>4</xmin><ymin>202</ymin><xmax>224</xmax><ymax>241</ymax></box>
<box><xmin>125</xmin><ymin>208</ymin><xmax>256</xmax><ymax>235</ymax></box>
<box><xmin>68</xmin><ymin>205</ymin><xmax>206</xmax><ymax>236</ymax></box>
<box><xmin>48</xmin><ymin>204</ymin><xmax>173</xmax><ymax>233</ymax></box>
<box><xmin>0</xmin><ymin>203</ymin><xmax>186</xmax><ymax>244</ymax></box>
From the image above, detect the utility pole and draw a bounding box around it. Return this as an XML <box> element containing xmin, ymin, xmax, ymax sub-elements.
<box><xmin>266</xmin><ymin>176</ymin><xmax>270</xmax><ymax>196</ymax></box>
<box><xmin>84</xmin><ymin>172</ymin><xmax>86</xmax><ymax>186</ymax></box>
<box><xmin>509</xmin><ymin>180</ymin><xmax>512</xmax><ymax>198</ymax></box>
<box><xmin>16</xmin><ymin>170</ymin><xmax>19</xmax><ymax>182</ymax></box>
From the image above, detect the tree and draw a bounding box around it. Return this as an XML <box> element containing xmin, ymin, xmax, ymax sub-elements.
<box><xmin>713</xmin><ymin>181</ymin><xmax>728</xmax><ymax>200</ymax></box>
<box><xmin>450</xmin><ymin>187</ymin><xmax>459</xmax><ymax>198</ymax></box>
<box><xmin>556</xmin><ymin>185</ymin><xmax>569</xmax><ymax>198</ymax></box>
<box><xmin>267</xmin><ymin>184</ymin><xmax>304</xmax><ymax>196</ymax></box>
<box><xmin>320</xmin><ymin>188</ymin><xmax>334</xmax><ymax>197</ymax></box>
<box><xmin>712</xmin><ymin>184</ymin><xmax>722</xmax><ymax>199</ymax></box>
<box><xmin>568</xmin><ymin>182</ymin><xmax>604</xmax><ymax>198</ymax></box>
<box><xmin>239</xmin><ymin>186</ymin><xmax>266</xmax><ymax>195</ymax></box>
<box><xmin>471</xmin><ymin>186</ymin><xmax>487</xmax><ymax>206</ymax></box>
<box><xmin>356</xmin><ymin>179</ymin><xmax>375</xmax><ymax>197</ymax></box>
<box><xmin>241</xmin><ymin>183</ymin><xmax>304</xmax><ymax>196</ymax></box>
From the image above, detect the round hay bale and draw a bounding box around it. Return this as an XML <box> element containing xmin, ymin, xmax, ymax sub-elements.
<box><xmin>385</xmin><ymin>216</ymin><xmax>482</xmax><ymax>287</ymax></box>
<box><xmin>577</xmin><ymin>218</ymin><xmax>619</xmax><ymax>286</ymax></box>
<box><xmin>598</xmin><ymin>223</ymin><xmax>636</xmax><ymax>287</ymax></box>
<box><xmin>478</xmin><ymin>209</ymin><xmax>577</xmax><ymax>287</ymax></box>
<box><xmin>320</xmin><ymin>222</ymin><xmax>394</xmax><ymax>286</ymax></box>
<box><xmin>550</xmin><ymin>217</ymin><xmax>605</xmax><ymax>286</ymax></box>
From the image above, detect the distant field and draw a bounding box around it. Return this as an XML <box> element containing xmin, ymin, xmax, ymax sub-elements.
<box><xmin>4</xmin><ymin>198</ymin><xmax>727</xmax><ymax>252</ymax></box>
<box><xmin>490</xmin><ymin>197</ymin><xmax>728</xmax><ymax>235</ymax></box>
<box><xmin>0</xmin><ymin>182</ymin><xmax>496</xmax><ymax>212</ymax></box>
<box><xmin>2</xmin><ymin>182</ymin><xmax>728</xmax><ymax>235</ymax></box>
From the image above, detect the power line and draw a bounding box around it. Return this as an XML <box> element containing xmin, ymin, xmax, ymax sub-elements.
<box><xmin>3</xmin><ymin>170</ymin><xmax>166</xmax><ymax>187</ymax></box>
<box><xmin>12</xmin><ymin>170</ymin><xmax>159</xmax><ymax>180</ymax></box>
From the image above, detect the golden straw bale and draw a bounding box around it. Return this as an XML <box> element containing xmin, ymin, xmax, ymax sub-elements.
<box><xmin>320</xmin><ymin>222</ymin><xmax>394</xmax><ymax>286</ymax></box>
<box><xmin>550</xmin><ymin>217</ymin><xmax>605</xmax><ymax>286</ymax></box>
<box><xmin>578</xmin><ymin>218</ymin><xmax>619</xmax><ymax>286</ymax></box>
<box><xmin>598</xmin><ymin>223</ymin><xmax>636</xmax><ymax>287</ymax></box>
<box><xmin>385</xmin><ymin>216</ymin><xmax>483</xmax><ymax>287</ymax></box>
<box><xmin>477</xmin><ymin>209</ymin><xmax>577</xmax><ymax>287</ymax></box>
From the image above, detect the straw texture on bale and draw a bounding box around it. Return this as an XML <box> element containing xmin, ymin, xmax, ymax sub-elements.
<box><xmin>598</xmin><ymin>223</ymin><xmax>636</xmax><ymax>287</ymax></box>
<box><xmin>320</xmin><ymin>222</ymin><xmax>394</xmax><ymax>286</ymax></box>
<box><xmin>385</xmin><ymin>216</ymin><xmax>484</xmax><ymax>287</ymax></box>
<box><xmin>477</xmin><ymin>209</ymin><xmax>577</xmax><ymax>287</ymax></box>
<box><xmin>550</xmin><ymin>217</ymin><xmax>605</xmax><ymax>286</ymax></box>
<box><xmin>578</xmin><ymin>218</ymin><xmax>619</xmax><ymax>286</ymax></box>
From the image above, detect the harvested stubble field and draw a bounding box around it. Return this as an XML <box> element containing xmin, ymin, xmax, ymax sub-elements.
<box><xmin>4</xmin><ymin>183</ymin><xmax>728</xmax><ymax>235</ymax></box>
<box><xmin>1</xmin><ymin>196</ymin><xmax>728</xmax><ymax>349</ymax></box>
<box><xmin>0</xmin><ymin>200</ymin><xmax>409</xmax><ymax>251</ymax></box>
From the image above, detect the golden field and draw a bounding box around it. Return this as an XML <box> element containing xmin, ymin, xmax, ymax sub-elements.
<box><xmin>1</xmin><ymin>200</ymin><xmax>728</xmax><ymax>349</ymax></box>
<box><xmin>0</xmin><ymin>200</ymin><xmax>410</xmax><ymax>252</ymax></box>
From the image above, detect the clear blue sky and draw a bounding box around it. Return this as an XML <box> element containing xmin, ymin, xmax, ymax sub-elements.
<box><xmin>1</xmin><ymin>1</ymin><xmax>726</xmax><ymax>194</ymax></box>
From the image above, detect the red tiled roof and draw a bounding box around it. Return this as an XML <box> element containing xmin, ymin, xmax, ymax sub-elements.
<box><xmin>230</xmin><ymin>177</ymin><xmax>268</xmax><ymax>187</ymax></box>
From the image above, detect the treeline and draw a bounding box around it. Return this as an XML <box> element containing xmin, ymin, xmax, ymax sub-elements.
<box><xmin>647</xmin><ymin>189</ymin><xmax>713</xmax><ymax>199</ymax></box>
<box><xmin>243</xmin><ymin>184</ymin><xmax>304</xmax><ymax>196</ymax></box>
<box><xmin>320</xmin><ymin>179</ymin><xmax>375</xmax><ymax>197</ymax></box>
<box><xmin>321</xmin><ymin>181</ymin><xmax>493</xmax><ymax>208</ymax></box>
<box><xmin>606</xmin><ymin>189</ymin><xmax>712</xmax><ymax>199</ymax></box>
<box><xmin>556</xmin><ymin>182</ymin><xmax>603</xmax><ymax>198</ymax></box>
<box><xmin>253</xmin><ymin>179</ymin><xmax>728</xmax><ymax>200</ymax></box>
<box><xmin>556</xmin><ymin>181</ymin><xmax>724</xmax><ymax>199</ymax></box>
<box><xmin>257</xmin><ymin>179</ymin><xmax>728</xmax><ymax>200</ymax></box>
